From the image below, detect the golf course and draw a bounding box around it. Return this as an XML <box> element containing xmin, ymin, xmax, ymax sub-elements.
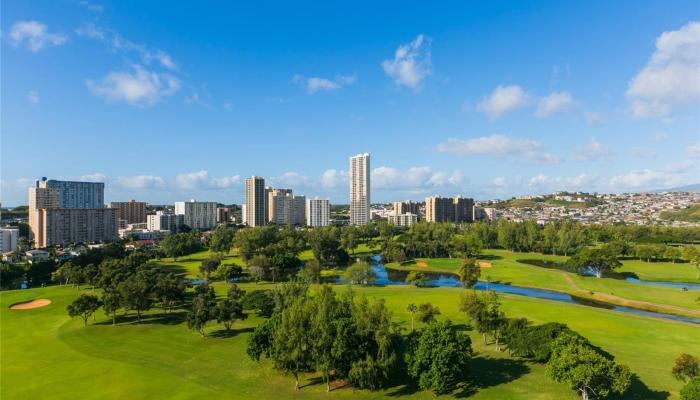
<box><xmin>2</xmin><ymin>246</ymin><xmax>699</xmax><ymax>400</ymax></box>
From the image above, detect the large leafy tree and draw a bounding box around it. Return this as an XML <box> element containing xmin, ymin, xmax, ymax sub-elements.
<box><xmin>460</xmin><ymin>290</ymin><xmax>488</xmax><ymax>344</ymax></box>
<box><xmin>416</xmin><ymin>302</ymin><xmax>441</xmax><ymax>325</ymax></box>
<box><xmin>118</xmin><ymin>271</ymin><xmax>154</xmax><ymax>323</ymax></box>
<box><xmin>186</xmin><ymin>284</ymin><xmax>217</xmax><ymax>337</ymax></box>
<box><xmin>406</xmin><ymin>320</ymin><xmax>472</xmax><ymax>394</ymax></box>
<box><xmin>458</xmin><ymin>258</ymin><xmax>480</xmax><ymax>289</ymax></box>
<box><xmin>545</xmin><ymin>334</ymin><xmax>632</xmax><ymax>400</ymax></box>
<box><xmin>681</xmin><ymin>378</ymin><xmax>700</xmax><ymax>400</ymax></box>
<box><xmin>153</xmin><ymin>273</ymin><xmax>185</xmax><ymax>313</ymax></box>
<box><xmin>673</xmin><ymin>354</ymin><xmax>700</xmax><ymax>382</ymax></box>
<box><xmin>343</xmin><ymin>262</ymin><xmax>376</xmax><ymax>286</ymax></box>
<box><xmin>568</xmin><ymin>248</ymin><xmax>622</xmax><ymax>278</ymax></box>
<box><xmin>101</xmin><ymin>289</ymin><xmax>121</xmax><ymax>325</ymax></box>
<box><xmin>209</xmin><ymin>225</ymin><xmax>235</xmax><ymax>255</ymax></box>
<box><xmin>247</xmin><ymin>255</ymin><xmax>272</xmax><ymax>284</ymax></box>
<box><xmin>270</xmin><ymin>291</ymin><xmax>315</xmax><ymax>390</ymax></box>
<box><xmin>67</xmin><ymin>294</ymin><xmax>101</xmax><ymax>327</ymax></box>
<box><xmin>199</xmin><ymin>256</ymin><xmax>221</xmax><ymax>280</ymax></box>
<box><xmin>213</xmin><ymin>298</ymin><xmax>247</xmax><ymax>332</ymax></box>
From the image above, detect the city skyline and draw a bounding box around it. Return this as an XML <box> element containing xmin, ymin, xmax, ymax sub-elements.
<box><xmin>2</xmin><ymin>1</ymin><xmax>700</xmax><ymax>206</ymax></box>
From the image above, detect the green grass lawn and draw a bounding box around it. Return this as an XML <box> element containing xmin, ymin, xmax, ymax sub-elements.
<box><xmin>618</xmin><ymin>259</ymin><xmax>699</xmax><ymax>283</ymax></box>
<box><xmin>387</xmin><ymin>250</ymin><xmax>700</xmax><ymax>315</ymax></box>
<box><xmin>3</xmin><ymin>281</ymin><xmax>699</xmax><ymax>400</ymax></box>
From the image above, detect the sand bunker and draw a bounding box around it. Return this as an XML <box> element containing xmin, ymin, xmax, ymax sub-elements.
<box><xmin>10</xmin><ymin>299</ymin><xmax>51</xmax><ymax>310</ymax></box>
<box><xmin>415</xmin><ymin>261</ymin><xmax>428</xmax><ymax>268</ymax></box>
<box><xmin>479</xmin><ymin>261</ymin><xmax>492</xmax><ymax>268</ymax></box>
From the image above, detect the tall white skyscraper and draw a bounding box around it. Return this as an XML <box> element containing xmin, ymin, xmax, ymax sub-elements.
<box><xmin>349</xmin><ymin>152</ymin><xmax>370</xmax><ymax>225</ymax></box>
<box><xmin>306</xmin><ymin>198</ymin><xmax>330</xmax><ymax>227</ymax></box>
<box><xmin>245</xmin><ymin>176</ymin><xmax>266</xmax><ymax>226</ymax></box>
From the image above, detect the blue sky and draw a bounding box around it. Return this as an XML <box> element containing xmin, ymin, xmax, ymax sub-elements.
<box><xmin>1</xmin><ymin>0</ymin><xmax>699</xmax><ymax>206</ymax></box>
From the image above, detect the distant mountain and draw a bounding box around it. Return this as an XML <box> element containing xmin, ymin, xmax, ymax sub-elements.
<box><xmin>649</xmin><ymin>183</ymin><xmax>700</xmax><ymax>193</ymax></box>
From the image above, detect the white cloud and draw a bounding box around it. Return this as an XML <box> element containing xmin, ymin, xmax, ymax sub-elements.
<box><xmin>320</xmin><ymin>169</ymin><xmax>347</xmax><ymax>189</ymax></box>
<box><xmin>381</xmin><ymin>34</ymin><xmax>431</xmax><ymax>89</ymax></box>
<box><xmin>627</xmin><ymin>21</ymin><xmax>700</xmax><ymax>118</ymax></box>
<box><xmin>75</xmin><ymin>22</ymin><xmax>104</xmax><ymax>39</ymax></box>
<box><xmin>584</xmin><ymin>112</ymin><xmax>606</xmax><ymax>127</ymax></box>
<box><xmin>292</xmin><ymin>74</ymin><xmax>356</xmax><ymax>94</ymax></box>
<box><xmin>477</xmin><ymin>85</ymin><xmax>530</xmax><ymax>118</ymax></box>
<box><xmin>116</xmin><ymin>175</ymin><xmax>165</xmax><ymax>189</ymax></box>
<box><xmin>26</xmin><ymin>90</ymin><xmax>40</xmax><ymax>104</ymax></box>
<box><xmin>653</xmin><ymin>132</ymin><xmax>668</xmax><ymax>141</ymax></box>
<box><xmin>112</xmin><ymin>34</ymin><xmax>178</xmax><ymax>71</ymax></box>
<box><xmin>223</xmin><ymin>102</ymin><xmax>234</xmax><ymax>111</ymax></box>
<box><xmin>150</xmin><ymin>50</ymin><xmax>177</xmax><ymax>70</ymax></box>
<box><xmin>491</xmin><ymin>177</ymin><xmax>507</xmax><ymax>188</ymax></box>
<box><xmin>87</xmin><ymin>65</ymin><xmax>180</xmax><ymax>106</ymax></box>
<box><xmin>528</xmin><ymin>173</ymin><xmax>597</xmax><ymax>190</ymax></box>
<box><xmin>535</xmin><ymin>91</ymin><xmax>573</xmax><ymax>117</ymax></box>
<box><xmin>371</xmin><ymin>166</ymin><xmax>461</xmax><ymax>191</ymax></box>
<box><xmin>608</xmin><ymin>161</ymin><xmax>697</xmax><ymax>189</ymax></box>
<box><xmin>9</xmin><ymin>20</ymin><xmax>67</xmax><ymax>52</ymax></box>
<box><xmin>175</xmin><ymin>170</ymin><xmax>240</xmax><ymax>190</ymax></box>
<box><xmin>688</xmin><ymin>143</ymin><xmax>700</xmax><ymax>158</ymax></box>
<box><xmin>270</xmin><ymin>172</ymin><xmax>313</xmax><ymax>188</ymax></box>
<box><xmin>80</xmin><ymin>1</ymin><xmax>103</xmax><ymax>12</ymax></box>
<box><xmin>436</xmin><ymin>134</ymin><xmax>559</xmax><ymax>163</ymax></box>
<box><xmin>572</xmin><ymin>138</ymin><xmax>614</xmax><ymax>161</ymax></box>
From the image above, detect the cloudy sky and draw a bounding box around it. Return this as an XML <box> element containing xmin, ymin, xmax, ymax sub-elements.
<box><xmin>1</xmin><ymin>1</ymin><xmax>699</xmax><ymax>206</ymax></box>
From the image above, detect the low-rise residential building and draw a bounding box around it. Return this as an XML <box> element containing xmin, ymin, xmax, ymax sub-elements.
<box><xmin>147</xmin><ymin>211</ymin><xmax>184</xmax><ymax>232</ymax></box>
<box><xmin>26</xmin><ymin>249</ymin><xmax>49</xmax><ymax>263</ymax></box>
<box><xmin>388</xmin><ymin>212</ymin><xmax>418</xmax><ymax>227</ymax></box>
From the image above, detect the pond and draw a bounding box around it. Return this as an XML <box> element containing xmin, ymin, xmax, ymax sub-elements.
<box><xmin>518</xmin><ymin>259</ymin><xmax>700</xmax><ymax>291</ymax></box>
<box><xmin>365</xmin><ymin>257</ymin><xmax>700</xmax><ymax>325</ymax></box>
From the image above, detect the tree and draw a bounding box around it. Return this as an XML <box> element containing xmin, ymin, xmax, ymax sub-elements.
<box><xmin>118</xmin><ymin>272</ymin><xmax>153</xmax><ymax>323</ymax></box>
<box><xmin>460</xmin><ymin>290</ymin><xmax>489</xmax><ymax>344</ymax></box>
<box><xmin>406</xmin><ymin>303</ymin><xmax>417</xmax><ymax>332</ymax></box>
<box><xmin>416</xmin><ymin>302</ymin><xmax>441</xmax><ymax>325</ymax></box>
<box><xmin>101</xmin><ymin>289</ymin><xmax>121</xmax><ymax>325</ymax></box>
<box><xmin>186</xmin><ymin>284</ymin><xmax>216</xmax><ymax>336</ymax></box>
<box><xmin>546</xmin><ymin>334</ymin><xmax>632</xmax><ymax>400</ymax></box>
<box><xmin>298</xmin><ymin>259</ymin><xmax>321</xmax><ymax>283</ymax></box>
<box><xmin>228</xmin><ymin>283</ymin><xmax>245</xmax><ymax>300</ymax></box>
<box><xmin>242</xmin><ymin>290</ymin><xmax>276</xmax><ymax>317</ymax></box>
<box><xmin>673</xmin><ymin>354</ymin><xmax>700</xmax><ymax>382</ymax></box>
<box><xmin>270</xmin><ymin>292</ymin><xmax>315</xmax><ymax>390</ymax></box>
<box><xmin>213</xmin><ymin>263</ymin><xmax>243</xmax><ymax>281</ymax></box>
<box><xmin>67</xmin><ymin>294</ymin><xmax>101</xmax><ymax>327</ymax></box>
<box><xmin>341</xmin><ymin>227</ymin><xmax>360</xmax><ymax>255</ymax></box>
<box><xmin>153</xmin><ymin>273</ymin><xmax>185</xmax><ymax>313</ymax></box>
<box><xmin>199</xmin><ymin>256</ymin><xmax>221</xmax><ymax>280</ymax></box>
<box><xmin>406</xmin><ymin>320</ymin><xmax>472</xmax><ymax>394</ymax></box>
<box><xmin>343</xmin><ymin>262</ymin><xmax>376</xmax><ymax>285</ymax></box>
<box><xmin>680</xmin><ymin>378</ymin><xmax>700</xmax><ymax>400</ymax></box>
<box><xmin>664</xmin><ymin>246</ymin><xmax>682</xmax><ymax>263</ymax></box>
<box><xmin>483</xmin><ymin>290</ymin><xmax>506</xmax><ymax>351</ymax></box>
<box><xmin>160</xmin><ymin>232</ymin><xmax>200</xmax><ymax>261</ymax></box>
<box><xmin>209</xmin><ymin>225</ymin><xmax>235</xmax><ymax>255</ymax></box>
<box><xmin>568</xmin><ymin>248</ymin><xmax>622</xmax><ymax>278</ymax></box>
<box><xmin>82</xmin><ymin>263</ymin><xmax>100</xmax><ymax>290</ymax></box>
<box><xmin>458</xmin><ymin>258</ymin><xmax>480</xmax><ymax>289</ymax></box>
<box><xmin>213</xmin><ymin>298</ymin><xmax>247</xmax><ymax>332</ymax></box>
<box><xmin>406</xmin><ymin>270</ymin><xmax>429</xmax><ymax>287</ymax></box>
<box><xmin>247</xmin><ymin>255</ymin><xmax>271</xmax><ymax>284</ymax></box>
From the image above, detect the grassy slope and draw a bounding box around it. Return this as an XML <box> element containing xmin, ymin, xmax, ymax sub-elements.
<box><xmin>660</xmin><ymin>205</ymin><xmax>700</xmax><ymax>223</ymax></box>
<box><xmin>618</xmin><ymin>259</ymin><xmax>699</xmax><ymax>283</ymax></box>
<box><xmin>3</xmin><ymin>282</ymin><xmax>698</xmax><ymax>400</ymax></box>
<box><xmin>388</xmin><ymin>250</ymin><xmax>700</xmax><ymax>313</ymax></box>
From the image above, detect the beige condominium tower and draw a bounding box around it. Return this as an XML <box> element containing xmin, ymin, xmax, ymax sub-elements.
<box><xmin>349</xmin><ymin>153</ymin><xmax>370</xmax><ymax>225</ymax></box>
<box><xmin>245</xmin><ymin>176</ymin><xmax>267</xmax><ymax>227</ymax></box>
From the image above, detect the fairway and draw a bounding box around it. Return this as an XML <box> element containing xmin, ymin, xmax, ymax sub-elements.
<box><xmin>2</xmin><ymin>279</ymin><xmax>698</xmax><ymax>400</ymax></box>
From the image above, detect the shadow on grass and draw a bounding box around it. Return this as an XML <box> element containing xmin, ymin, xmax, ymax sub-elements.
<box><xmin>453</xmin><ymin>356</ymin><xmax>531</xmax><ymax>398</ymax></box>
<box><xmin>97</xmin><ymin>310</ymin><xmax>187</xmax><ymax>326</ymax></box>
<box><xmin>208</xmin><ymin>326</ymin><xmax>254</xmax><ymax>338</ymax></box>
<box><xmin>609</xmin><ymin>374</ymin><xmax>669</xmax><ymax>400</ymax></box>
<box><xmin>479</xmin><ymin>254</ymin><xmax>503</xmax><ymax>261</ymax></box>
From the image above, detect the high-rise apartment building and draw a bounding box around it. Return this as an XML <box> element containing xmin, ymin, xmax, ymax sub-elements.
<box><xmin>393</xmin><ymin>200</ymin><xmax>421</xmax><ymax>217</ymax></box>
<box><xmin>245</xmin><ymin>176</ymin><xmax>266</xmax><ymax>227</ymax></box>
<box><xmin>292</xmin><ymin>195</ymin><xmax>306</xmax><ymax>225</ymax></box>
<box><xmin>349</xmin><ymin>153</ymin><xmax>370</xmax><ymax>225</ymax></box>
<box><xmin>174</xmin><ymin>200</ymin><xmax>217</xmax><ymax>230</ymax></box>
<box><xmin>425</xmin><ymin>195</ymin><xmax>474</xmax><ymax>223</ymax></box>
<box><xmin>0</xmin><ymin>228</ymin><xmax>19</xmax><ymax>253</ymax></box>
<box><xmin>147</xmin><ymin>211</ymin><xmax>185</xmax><ymax>232</ymax></box>
<box><xmin>307</xmin><ymin>198</ymin><xmax>330</xmax><ymax>227</ymax></box>
<box><xmin>268</xmin><ymin>188</ymin><xmax>293</xmax><ymax>223</ymax></box>
<box><xmin>108</xmin><ymin>199</ymin><xmax>147</xmax><ymax>225</ymax></box>
<box><xmin>43</xmin><ymin>178</ymin><xmax>104</xmax><ymax>208</ymax></box>
<box><xmin>217</xmin><ymin>207</ymin><xmax>230</xmax><ymax>223</ymax></box>
<box><xmin>28</xmin><ymin>178</ymin><xmax>117</xmax><ymax>248</ymax></box>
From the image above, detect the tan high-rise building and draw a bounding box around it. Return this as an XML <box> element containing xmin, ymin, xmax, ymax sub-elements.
<box><xmin>393</xmin><ymin>200</ymin><xmax>421</xmax><ymax>217</ymax></box>
<box><xmin>425</xmin><ymin>195</ymin><xmax>474</xmax><ymax>223</ymax></box>
<box><xmin>108</xmin><ymin>199</ymin><xmax>147</xmax><ymax>225</ymax></box>
<box><xmin>217</xmin><ymin>207</ymin><xmax>230</xmax><ymax>223</ymax></box>
<box><xmin>245</xmin><ymin>176</ymin><xmax>266</xmax><ymax>227</ymax></box>
<box><xmin>349</xmin><ymin>153</ymin><xmax>370</xmax><ymax>225</ymax></box>
<box><xmin>268</xmin><ymin>188</ymin><xmax>292</xmax><ymax>223</ymax></box>
<box><xmin>28</xmin><ymin>178</ymin><xmax>117</xmax><ymax>248</ymax></box>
